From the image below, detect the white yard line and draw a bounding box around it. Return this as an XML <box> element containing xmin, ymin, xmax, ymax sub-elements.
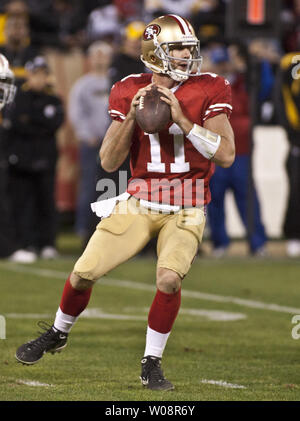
<box><xmin>16</xmin><ymin>380</ymin><xmax>53</xmax><ymax>387</ymax></box>
<box><xmin>81</xmin><ymin>308</ymin><xmax>246</xmax><ymax>322</ymax></box>
<box><xmin>105</xmin><ymin>278</ymin><xmax>300</xmax><ymax>314</ymax></box>
<box><xmin>179</xmin><ymin>308</ymin><xmax>246</xmax><ymax>321</ymax></box>
<box><xmin>1</xmin><ymin>262</ymin><xmax>300</xmax><ymax>314</ymax></box>
<box><xmin>6</xmin><ymin>313</ymin><xmax>52</xmax><ymax>319</ymax></box>
<box><xmin>6</xmin><ymin>307</ymin><xmax>246</xmax><ymax>322</ymax></box>
<box><xmin>201</xmin><ymin>379</ymin><xmax>246</xmax><ymax>389</ymax></box>
<box><xmin>81</xmin><ymin>308</ymin><xmax>146</xmax><ymax>321</ymax></box>
<box><xmin>6</xmin><ymin>310</ymin><xmax>146</xmax><ymax>322</ymax></box>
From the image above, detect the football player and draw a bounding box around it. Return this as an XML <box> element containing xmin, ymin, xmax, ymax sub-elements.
<box><xmin>0</xmin><ymin>54</ymin><xmax>29</xmax><ymax>261</ymax></box>
<box><xmin>15</xmin><ymin>15</ymin><xmax>235</xmax><ymax>391</ymax></box>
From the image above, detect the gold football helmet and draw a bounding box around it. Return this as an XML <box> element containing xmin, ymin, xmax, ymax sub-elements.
<box><xmin>0</xmin><ymin>54</ymin><xmax>16</xmax><ymax>109</ymax></box>
<box><xmin>141</xmin><ymin>14</ymin><xmax>202</xmax><ymax>82</ymax></box>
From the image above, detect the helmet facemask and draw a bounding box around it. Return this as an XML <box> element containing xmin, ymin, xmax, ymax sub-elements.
<box><xmin>155</xmin><ymin>37</ymin><xmax>202</xmax><ymax>81</ymax></box>
<box><xmin>146</xmin><ymin>35</ymin><xmax>202</xmax><ymax>82</ymax></box>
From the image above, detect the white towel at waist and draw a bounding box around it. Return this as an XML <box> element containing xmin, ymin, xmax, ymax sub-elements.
<box><xmin>90</xmin><ymin>192</ymin><xmax>130</xmax><ymax>218</ymax></box>
<box><xmin>91</xmin><ymin>192</ymin><xmax>183</xmax><ymax>218</ymax></box>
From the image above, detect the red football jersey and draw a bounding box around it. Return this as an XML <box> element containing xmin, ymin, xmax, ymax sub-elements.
<box><xmin>109</xmin><ymin>72</ymin><xmax>232</xmax><ymax>207</ymax></box>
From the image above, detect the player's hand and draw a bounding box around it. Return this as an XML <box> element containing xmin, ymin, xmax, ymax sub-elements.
<box><xmin>157</xmin><ymin>85</ymin><xmax>193</xmax><ymax>134</ymax></box>
<box><xmin>156</xmin><ymin>85</ymin><xmax>184</xmax><ymax>125</ymax></box>
<box><xmin>128</xmin><ymin>84</ymin><xmax>153</xmax><ymax>120</ymax></box>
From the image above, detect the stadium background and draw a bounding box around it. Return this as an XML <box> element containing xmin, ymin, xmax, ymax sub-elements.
<box><xmin>0</xmin><ymin>0</ymin><xmax>298</xmax><ymax>253</ymax></box>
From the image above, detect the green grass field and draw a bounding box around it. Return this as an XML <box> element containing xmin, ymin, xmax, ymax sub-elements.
<box><xmin>1</xmin><ymin>241</ymin><xmax>300</xmax><ymax>401</ymax></box>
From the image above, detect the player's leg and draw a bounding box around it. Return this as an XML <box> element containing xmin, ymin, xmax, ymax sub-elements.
<box><xmin>283</xmin><ymin>149</ymin><xmax>300</xmax><ymax>256</ymax></box>
<box><xmin>9</xmin><ymin>169</ymin><xmax>35</xmax><ymax>250</ymax></box>
<box><xmin>231</xmin><ymin>156</ymin><xmax>267</xmax><ymax>254</ymax></box>
<box><xmin>140</xmin><ymin>207</ymin><xmax>206</xmax><ymax>390</ymax></box>
<box><xmin>35</xmin><ymin>169</ymin><xmax>57</xmax><ymax>255</ymax></box>
<box><xmin>54</xmin><ymin>211</ymin><xmax>154</xmax><ymax>334</ymax></box>
<box><xmin>140</xmin><ymin>267</ymin><xmax>181</xmax><ymax>391</ymax></box>
<box><xmin>15</xmin><ymin>198</ymin><xmax>152</xmax><ymax>365</ymax></box>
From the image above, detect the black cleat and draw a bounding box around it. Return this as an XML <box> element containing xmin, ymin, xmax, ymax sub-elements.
<box><xmin>15</xmin><ymin>321</ymin><xmax>68</xmax><ymax>365</ymax></box>
<box><xmin>140</xmin><ymin>355</ymin><xmax>174</xmax><ymax>391</ymax></box>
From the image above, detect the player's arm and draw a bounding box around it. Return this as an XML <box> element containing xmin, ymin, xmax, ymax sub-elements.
<box><xmin>100</xmin><ymin>118</ymin><xmax>135</xmax><ymax>172</ymax></box>
<box><xmin>203</xmin><ymin>113</ymin><xmax>235</xmax><ymax>168</ymax></box>
<box><xmin>100</xmin><ymin>84</ymin><xmax>152</xmax><ymax>172</ymax></box>
<box><xmin>179</xmin><ymin>111</ymin><xmax>235</xmax><ymax>168</ymax></box>
<box><xmin>158</xmin><ymin>85</ymin><xmax>235</xmax><ymax>168</ymax></box>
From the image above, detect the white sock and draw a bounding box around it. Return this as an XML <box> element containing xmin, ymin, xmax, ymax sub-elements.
<box><xmin>144</xmin><ymin>326</ymin><xmax>171</xmax><ymax>358</ymax></box>
<box><xmin>53</xmin><ymin>307</ymin><xmax>78</xmax><ymax>333</ymax></box>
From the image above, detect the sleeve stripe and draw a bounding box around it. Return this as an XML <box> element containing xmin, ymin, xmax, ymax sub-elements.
<box><xmin>203</xmin><ymin>108</ymin><xmax>232</xmax><ymax>121</ymax></box>
<box><xmin>110</xmin><ymin>114</ymin><xmax>126</xmax><ymax>120</ymax></box>
<box><xmin>109</xmin><ymin>112</ymin><xmax>125</xmax><ymax>117</ymax></box>
<box><xmin>109</xmin><ymin>109</ymin><xmax>125</xmax><ymax>117</ymax></box>
<box><xmin>205</xmin><ymin>108</ymin><xmax>226</xmax><ymax>115</ymax></box>
<box><xmin>120</xmin><ymin>73</ymin><xmax>143</xmax><ymax>82</ymax></box>
<box><xmin>208</xmin><ymin>103</ymin><xmax>233</xmax><ymax>110</ymax></box>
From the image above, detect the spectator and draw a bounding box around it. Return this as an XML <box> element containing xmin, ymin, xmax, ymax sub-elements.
<box><xmin>46</xmin><ymin>0</ymin><xmax>87</xmax><ymax>50</ymax></box>
<box><xmin>194</xmin><ymin>4</ymin><xmax>226</xmax><ymax>46</ymax></box>
<box><xmin>68</xmin><ymin>41</ymin><xmax>113</xmax><ymax>247</ymax></box>
<box><xmin>281</xmin><ymin>0</ymin><xmax>300</xmax><ymax>53</ymax></box>
<box><xmin>144</xmin><ymin>0</ymin><xmax>204</xmax><ymax>20</ymax></box>
<box><xmin>0</xmin><ymin>13</ymin><xmax>39</xmax><ymax>84</ymax></box>
<box><xmin>10</xmin><ymin>0</ymin><xmax>88</xmax><ymax>50</ymax></box>
<box><xmin>113</xmin><ymin>0</ymin><xmax>144</xmax><ymax>21</ymax></box>
<box><xmin>0</xmin><ymin>0</ymin><xmax>28</xmax><ymax>21</ymax></box>
<box><xmin>207</xmin><ymin>44</ymin><xmax>267</xmax><ymax>257</ymax></box>
<box><xmin>0</xmin><ymin>52</ymin><xmax>36</xmax><ymax>263</ymax></box>
<box><xmin>0</xmin><ymin>0</ymin><xmax>49</xmax><ymax>49</ymax></box>
<box><xmin>109</xmin><ymin>20</ymin><xmax>146</xmax><ymax>86</ymax></box>
<box><xmin>278</xmin><ymin>50</ymin><xmax>300</xmax><ymax>257</ymax></box>
<box><xmin>86</xmin><ymin>2</ymin><xmax>120</xmax><ymax>45</ymax></box>
<box><xmin>248</xmin><ymin>38</ymin><xmax>281</xmax><ymax>124</ymax></box>
<box><xmin>2</xmin><ymin>56</ymin><xmax>64</xmax><ymax>260</ymax></box>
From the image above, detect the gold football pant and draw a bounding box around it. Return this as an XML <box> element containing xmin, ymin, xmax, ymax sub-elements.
<box><xmin>73</xmin><ymin>197</ymin><xmax>206</xmax><ymax>281</ymax></box>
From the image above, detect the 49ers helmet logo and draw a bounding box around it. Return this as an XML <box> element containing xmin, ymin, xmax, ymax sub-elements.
<box><xmin>143</xmin><ymin>24</ymin><xmax>161</xmax><ymax>40</ymax></box>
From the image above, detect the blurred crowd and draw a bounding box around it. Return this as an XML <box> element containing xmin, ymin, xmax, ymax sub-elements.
<box><xmin>0</xmin><ymin>0</ymin><xmax>299</xmax><ymax>262</ymax></box>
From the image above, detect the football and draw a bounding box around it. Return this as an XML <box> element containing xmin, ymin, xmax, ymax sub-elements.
<box><xmin>135</xmin><ymin>85</ymin><xmax>171</xmax><ymax>134</ymax></box>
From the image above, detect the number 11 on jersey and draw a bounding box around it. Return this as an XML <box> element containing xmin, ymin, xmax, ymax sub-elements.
<box><xmin>146</xmin><ymin>123</ymin><xmax>190</xmax><ymax>173</ymax></box>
